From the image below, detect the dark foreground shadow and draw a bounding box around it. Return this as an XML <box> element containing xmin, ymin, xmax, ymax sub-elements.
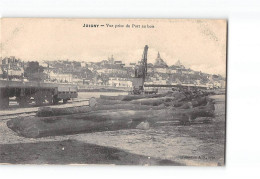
<box><xmin>0</xmin><ymin>139</ymin><xmax>182</xmax><ymax>166</ymax></box>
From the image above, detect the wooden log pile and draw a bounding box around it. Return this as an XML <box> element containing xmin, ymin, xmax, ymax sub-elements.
<box><xmin>7</xmin><ymin>91</ymin><xmax>216</xmax><ymax>138</ymax></box>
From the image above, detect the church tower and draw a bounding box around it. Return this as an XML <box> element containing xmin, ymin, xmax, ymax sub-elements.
<box><xmin>154</xmin><ymin>52</ymin><xmax>168</xmax><ymax>67</ymax></box>
<box><xmin>157</xmin><ymin>52</ymin><xmax>161</xmax><ymax>59</ymax></box>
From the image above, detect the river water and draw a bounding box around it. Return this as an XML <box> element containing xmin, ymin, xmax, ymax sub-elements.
<box><xmin>78</xmin><ymin>91</ymin><xmax>128</xmax><ymax>99</ymax></box>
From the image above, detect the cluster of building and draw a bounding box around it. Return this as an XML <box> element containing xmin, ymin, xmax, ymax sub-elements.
<box><xmin>0</xmin><ymin>53</ymin><xmax>226</xmax><ymax>89</ymax></box>
<box><xmin>0</xmin><ymin>56</ymin><xmax>25</xmax><ymax>80</ymax></box>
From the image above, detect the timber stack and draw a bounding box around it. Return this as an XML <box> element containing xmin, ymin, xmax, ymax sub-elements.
<box><xmin>7</xmin><ymin>90</ymin><xmax>215</xmax><ymax>138</ymax></box>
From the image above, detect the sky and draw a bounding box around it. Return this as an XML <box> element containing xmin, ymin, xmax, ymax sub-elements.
<box><xmin>1</xmin><ymin>18</ymin><xmax>227</xmax><ymax>76</ymax></box>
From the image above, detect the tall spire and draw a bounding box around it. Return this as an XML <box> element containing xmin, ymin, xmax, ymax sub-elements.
<box><xmin>154</xmin><ymin>51</ymin><xmax>168</xmax><ymax>67</ymax></box>
<box><xmin>175</xmin><ymin>60</ymin><xmax>182</xmax><ymax>66</ymax></box>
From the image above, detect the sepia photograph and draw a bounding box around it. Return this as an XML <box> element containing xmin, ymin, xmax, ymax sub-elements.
<box><xmin>0</xmin><ymin>18</ymin><xmax>227</xmax><ymax>166</ymax></box>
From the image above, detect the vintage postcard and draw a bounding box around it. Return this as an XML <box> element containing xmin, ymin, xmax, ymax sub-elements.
<box><xmin>0</xmin><ymin>18</ymin><xmax>227</xmax><ymax>166</ymax></box>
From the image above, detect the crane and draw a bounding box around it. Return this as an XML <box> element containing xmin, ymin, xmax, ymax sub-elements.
<box><xmin>132</xmin><ymin>45</ymin><xmax>149</xmax><ymax>94</ymax></box>
<box><xmin>141</xmin><ymin>45</ymin><xmax>148</xmax><ymax>81</ymax></box>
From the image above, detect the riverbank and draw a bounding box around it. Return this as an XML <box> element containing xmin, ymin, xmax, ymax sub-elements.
<box><xmin>78</xmin><ymin>85</ymin><xmax>130</xmax><ymax>93</ymax></box>
<box><xmin>0</xmin><ymin>94</ymin><xmax>225</xmax><ymax>166</ymax></box>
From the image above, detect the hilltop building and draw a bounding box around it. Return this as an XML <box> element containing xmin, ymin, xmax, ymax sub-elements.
<box><xmin>175</xmin><ymin>59</ymin><xmax>185</xmax><ymax>69</ymax></box>
<box><xmin>154</xmin><ymin>52</ymin><xmax>168</xmax><ymax>68</ymax></box>
<box><xmin>108</xmin><ymin>55</ymin><xmax>115</xmax><ymax>64</ymax></box>
<box><xmin>153</xmin><ymin>52</ymin><xmax>168</xmax><ymax>73</ymax></box>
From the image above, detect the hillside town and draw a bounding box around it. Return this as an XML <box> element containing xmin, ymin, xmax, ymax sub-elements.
<box><xmin>0</xmin><ymin>53</ymin><xmax>226</xmax><ymax>89</ymax></box>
